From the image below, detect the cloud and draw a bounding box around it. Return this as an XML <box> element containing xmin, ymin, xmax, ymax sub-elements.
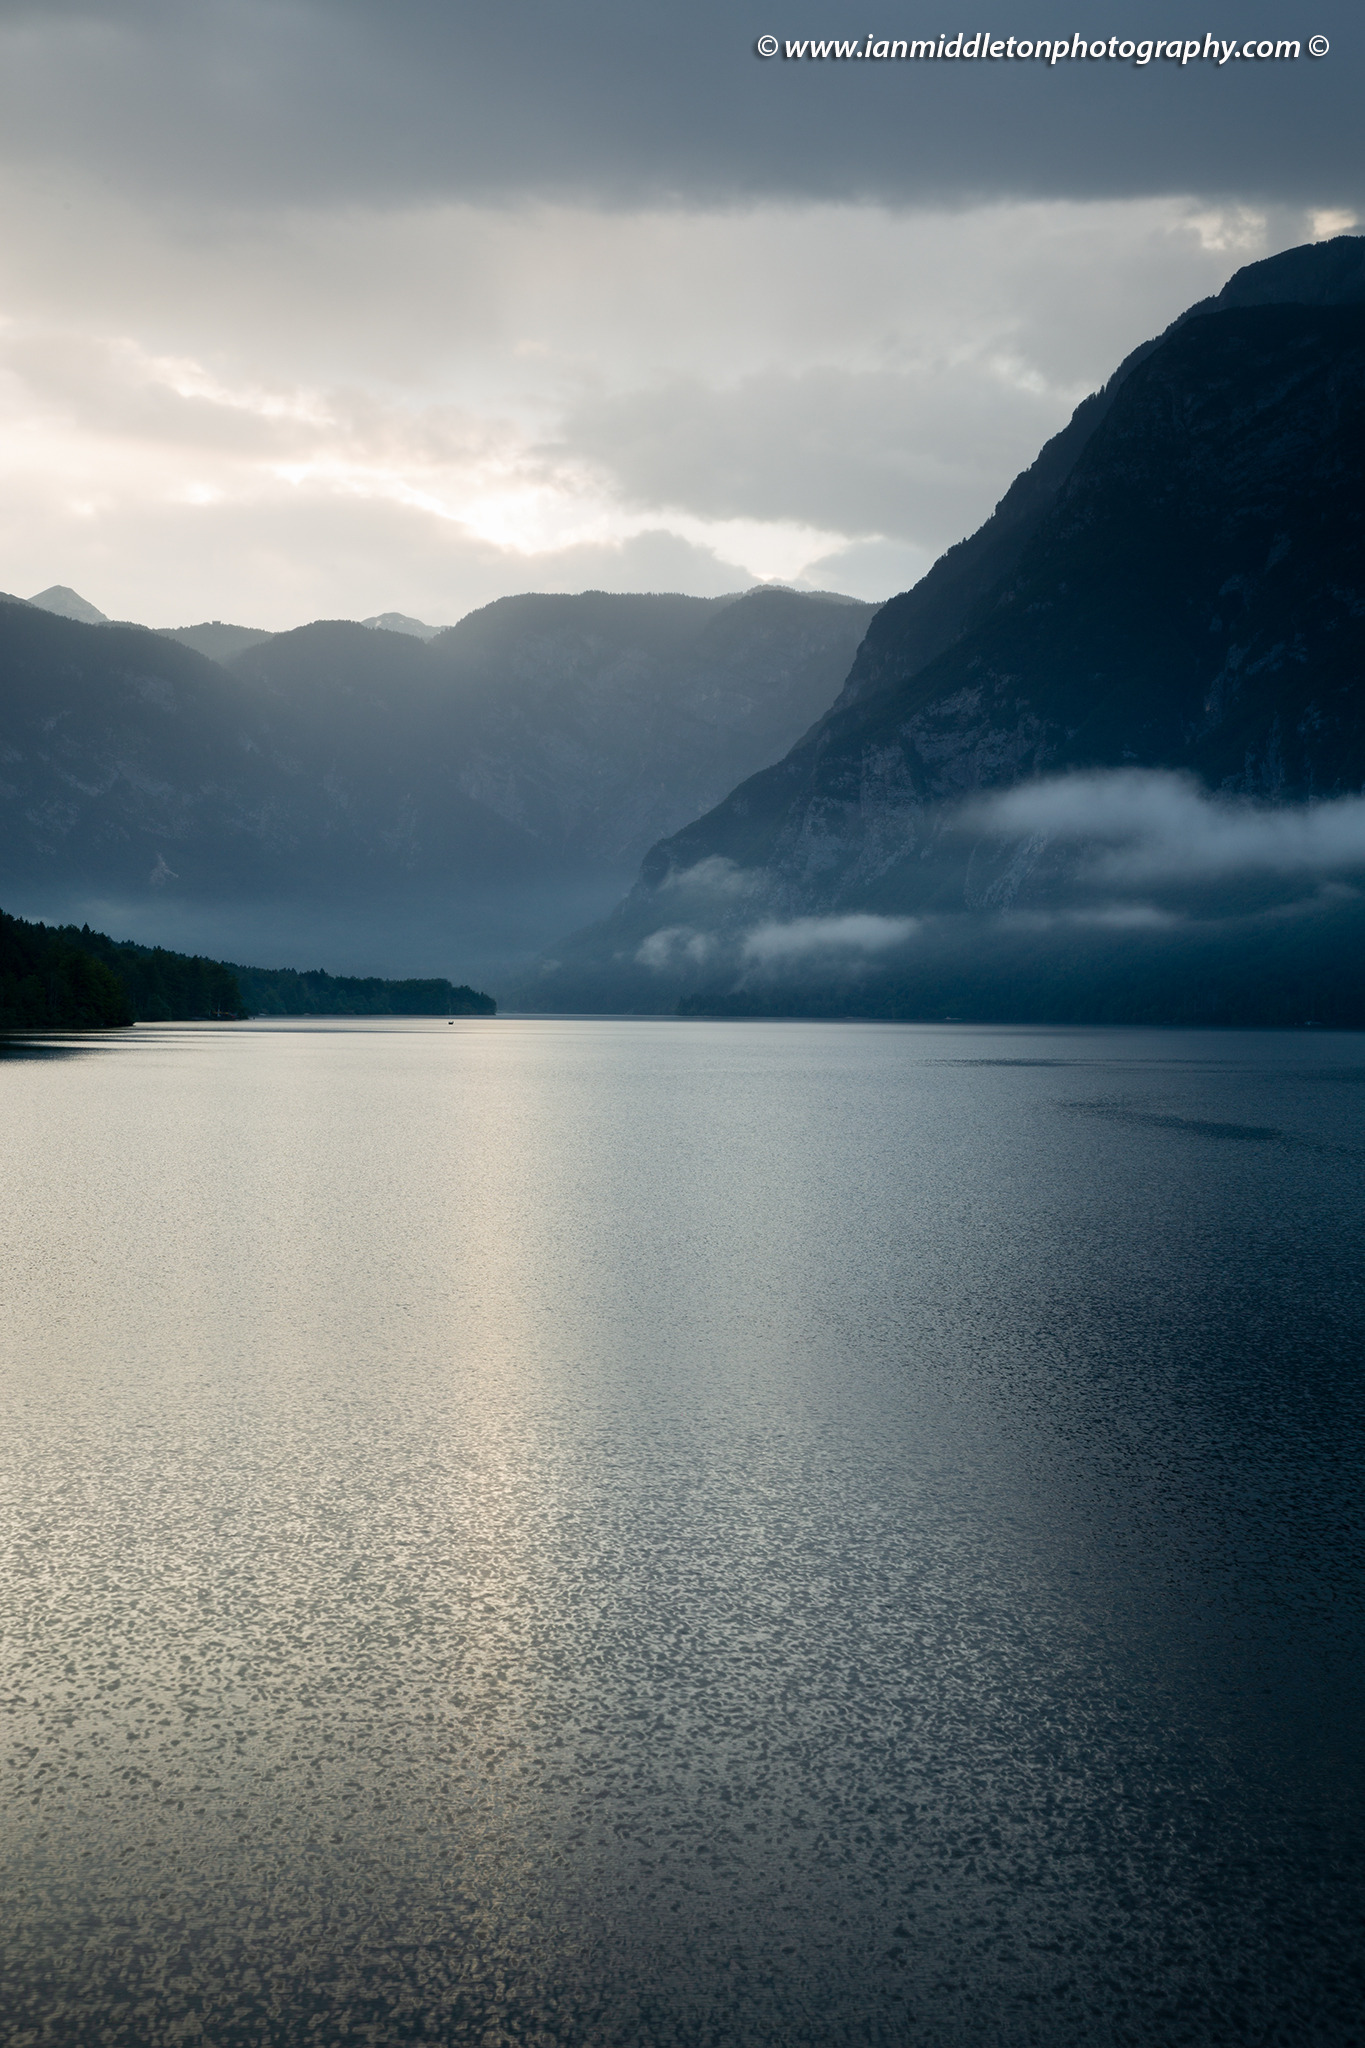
<box><xmin>636</xmin><ymin>926</ymin><xmax>716</xmax><ymax>968</ymax></box>
<box><xmin>0</xmin><ymin>1</ymin><xmax>1356</xmax><ymax>216</ymax></box>
<box><xmin>0</xmin><ymin>477</ymin><xmax>755</xmax><ymax>633</ymax></box>
<box><xmin>658</xmin><ymin>857</ymin><xmax>756</xmax><ymax>897</ymax></box>
<box><xmin>0</xmin><ymin>186</ymin><xmax>1309</xmax><ymax>623</ymax></box>
<box><xmin>637</xmin><ymin>910</ymin><xmax>917</xmax><ymax>974</ymax></box>
<box><xmin>1063</xmin><ymin>904</ymin><xmax>1178</xmax><ymax>929</ymax></box>
<box><xmin>0</xmin><ymin>3</ymin><xmax>1355</xmax><ymax>629</ymax></box>
<box><xmin>741</xmin><ymin>915</ymin><xmax>917</xmax><ymax>962</ymax></box>
<box><xmin>963</xmin><ymin>771</ymin><xmax>1365</xmax><ymax>884</ymax></box>
<box><xmin>553</xmin><ymin>362</ymin><xmax>1069</xmax><ymax>545</ymax></box>
<box><xmin>797</xmin><ymin>536</ymin><xmax>934</xmax><ymax>603</ymax></box>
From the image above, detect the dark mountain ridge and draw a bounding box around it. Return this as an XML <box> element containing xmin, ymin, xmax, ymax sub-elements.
<box><xmin>665</xmin><ymin>303</ymin><xmax>1365</xmax><ymax>884</ymax></box>
<box><xmin>524</xmin><ymin>241</ymin><xmax>1365</xmax><ymax>1021</ymax></box>
<box><xmin>832</xmin><ymin>233</ymin><xmax>1365</xmax><ymax>715</ymax></box>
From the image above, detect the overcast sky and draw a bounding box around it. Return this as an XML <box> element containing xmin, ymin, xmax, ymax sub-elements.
<box><xmin>0</xmin><ymin>0</ymin><xmax>1356</xmax><ymax>627</ymax></box>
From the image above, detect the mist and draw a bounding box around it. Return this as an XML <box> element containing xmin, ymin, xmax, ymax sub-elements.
<box><xmin>962</xmin><ymin>769</ymin><xmax>1365</xmax><ymax>885</ymax></box>
<box><xmin>544</xmin><ymin>766</ymin><xmax>1365</xmax><ymax>1026</ymax></box>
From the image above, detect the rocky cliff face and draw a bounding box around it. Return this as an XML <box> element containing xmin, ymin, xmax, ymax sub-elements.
<box><xmin>525</xmin><ymin>248</ymin><xmax>1365</xmax><ymax>1023</ymax></box>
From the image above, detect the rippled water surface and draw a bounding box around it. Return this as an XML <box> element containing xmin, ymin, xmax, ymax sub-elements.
<box><xmin>2</xmin><ymin>1017</ymin><xmax>1363</xmax><ymax>2045</ymax></box>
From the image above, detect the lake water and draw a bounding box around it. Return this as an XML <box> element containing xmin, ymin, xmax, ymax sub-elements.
<box><xmin>2</xmin><ymin>1017</ymin><xmax>1363</xmax><ymax>2046</ymax></box>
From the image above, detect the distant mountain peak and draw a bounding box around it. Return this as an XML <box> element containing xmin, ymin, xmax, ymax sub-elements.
<box><xmin>361</xmin><ymin>611</ymin><xmax>440</xmax><ymax>641</ymax></box>
<box><xmin>157</xmin><ymin>620</ymin><xmax>275</xmax><ymax>664</ymax></box>
<box><xmin>26</xmin><ymin>584</ymin><xmax>109</xmax><ymax>625</ymax></box>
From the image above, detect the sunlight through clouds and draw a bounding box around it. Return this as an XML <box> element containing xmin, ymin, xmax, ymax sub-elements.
<box><xmin>0</xmin><ymin>190</ymin><xmax>1342</xmax><ymax>623</ymax></box>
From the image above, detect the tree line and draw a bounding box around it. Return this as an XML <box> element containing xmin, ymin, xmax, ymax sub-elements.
<box><xmin>1</xmin><ymin>907</ymin><xmax>496</xmax><ymax>1028</ymax></box>
<box><xmin>230</xmin><ymin>964</ymin><xmax>495</xmax><ymax>1016</ymax></box>
<box><xmin>1</xmin><ymin>909</ymin><xmax>246</xmax><ymax>1028</ymax></box>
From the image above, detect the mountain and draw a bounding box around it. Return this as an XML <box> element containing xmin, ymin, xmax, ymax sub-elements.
<box><xmin>0</xmin><ymin>586</ymin><xmax>875</xmax><ymax>980</ymax></box>
<box><xmin>22</xmin><ymin>590</ymin><xmax>442</xmax><ymax>649</ymax></box>
<box><xmin>26</xmin><ymin>585</ymin><xmax>110</xmax><ymax>625</ymax></box>
<box><xmin>22</xmin><ymin>593</ymin><xmax>278</xmax><ymax>662</ymax></box>
<box><xmin>417</xmin><ymin>587</ymin><xmax>876</xmax><ymax>872</ymax></box>
<box><xmin>828</xmin><ymin>233</ymin><xmax>1365</xmax><ymax>718</ymax></box>
<box><xmin>31</xmin><ymin>605</ymin><xmax>428</xmax><ymax>661</ymax></box>
<box><xmin>523</xmin><ymin>241</ymin><xmax>1365</xmax><ymax>1024</ymax></box>
<box><xmin>21</xmin><ymin>599</ymin><xmax>438</xmax><ymax>655</ymax></box>
<box><xmin>362</xmin><ymin>611</ymin><xmax>441</xmax><ymax>640</ymax></box>
<box><xmin>158</xmin><ymin>621</ymin><xmax>275</xmax><ymax>663</ymax></box>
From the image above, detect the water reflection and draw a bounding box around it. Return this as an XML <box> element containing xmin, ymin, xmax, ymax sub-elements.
<box><xmin>2</xmin><ymin>1019</ymin><xmax>1362</xmax><ymax>2044</ymax></box>
<box><xmin>0</xmin><ymin>1028</ymin><xmax>128</xmax><ymax>1060</ymax></box>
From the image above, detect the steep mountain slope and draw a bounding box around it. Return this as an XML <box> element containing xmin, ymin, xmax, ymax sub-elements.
<box><xmin>421</xmin><ymin>586</ymin><xmax>874</xmax><ymax>871</ymax></box>
<box><xmin>832</xmin><ymin>233</ymin><xmax>1365</xmax><ymax>714</ymax></box>
<box><xmin>0</xmin><ymin>586</ymin><xmax>874</xmax><ymax>979</ymax></box>
<box><xmin>219</xmin><ymin>587</ymin><xmax>874</xmax><ymax>877</ymax></box>
<box><xmin>662</xmin><ymin>305</ymin><xmax>1365</xmax><ymax>886</ymax></box>
<box><xmin>0</xmin><ymin>605</ymin><xmax>312</xmax><ymax>904</ymax></box>
<box><xmin>526</xmin><ymin>287</ymin><xmax>1365</xmax><ymax>1020</ymax></box>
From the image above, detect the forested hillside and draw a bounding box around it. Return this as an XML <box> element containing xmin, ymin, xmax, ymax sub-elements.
<box><xmin>232</xmin><ymin>965</ymin><xmax>495</xmax><ymax>1016</ymax></box>
<box><xmin>1</xmin><ymin>910</ymin><xmax>245</xmax><ymax>1027</ymax></box>
<box><xmin>0</xmin><ymin>910</ymin><xmax>134</xmax><ymax>1029</ymax></box>
<box><xmin>1</xmin><ymin>910</ymin><xmax>496</xmax><ymax>1027</ymax></box>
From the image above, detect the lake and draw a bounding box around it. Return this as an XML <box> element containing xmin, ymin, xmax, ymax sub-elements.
<box><xmin>2</xmin><ymin>1017</ymin><xmax>1362</xmax><ymax>2045</ymax></box>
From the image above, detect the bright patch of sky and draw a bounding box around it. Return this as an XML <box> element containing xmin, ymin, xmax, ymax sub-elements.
<box><xmin>0</xmin><ymin>0</ymin><xmax>1356</xmax><ymax>628</ymax></box>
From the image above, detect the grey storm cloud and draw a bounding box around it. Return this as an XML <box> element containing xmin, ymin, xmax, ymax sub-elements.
<box><xmin>1</xmin><ymin>1</ymin><xmax>1357</xmax><ymax>626</ymax></box>
<box><xmin>0</xmin><ymin>0</ymin><xmax>1357</xmax><ymax>216</ymax></box>
<box><xmin>964</xmin><ymin>771</ymin><xmax>1365</xmax><ymax>883</ymax></box>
